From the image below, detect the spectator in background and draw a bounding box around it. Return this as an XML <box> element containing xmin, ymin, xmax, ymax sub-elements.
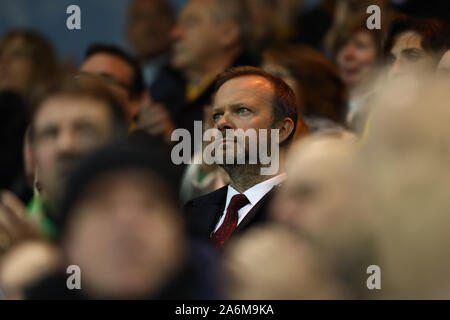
<box><xmin>79</xmin><ymin>44</ymin><xmax>145</xmax><ymax>125</ymax></box>
<box><xmin>0</xmin><ymin>30</ymin><xmax>59</xmax><ymax>101</ymax></box>
<box><xmin>24</xmin><ymin>143</ymin><xmax>223</xmax><ymax>299</ymax></box>
<box><xmin>384</xmin><ymin>15</ymin><xmax>450</xmax><ymax>81</ymax></box>
<box><xmin>0</xmin><ymin>75</ymin><xmax>128</xmax><ymax>248</ymax></box>
<box><xmin>361</xmin><ymin>75</ymin><xmax>450</xmax><ymax>299</ymax></box>
<box><xmin>263</xmin><ymin>44</ymin><xmax>346</xmax><ymax>133</ymax></box>
<box><xmin>126</xmin><ymin>0</ymin><xmax>176</xmax><ymax>89</ymax></box>
<box><xmin>334</xmin><ymin>15</ymin><xmax>387</xmax><ymax>130</ymax></box>
<box><xmin>161</xmin><ymin>0</ymin><xmax>255</xmax><ymax>139</ymax></box>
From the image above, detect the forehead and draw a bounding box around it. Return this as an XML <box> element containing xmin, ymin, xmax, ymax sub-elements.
<box><xmin>181</xmin><ymin>0</ymin><xmax>215</xmax><ymax>18</ymax></box>
<box><xmin>214</xmin><ymin>75</ymin><xmax>274</xmax><ymax>107</ymax></box>
<box><xmin>34</xmin><ymin>95</ymin><xmax>110</xmax><ymax>127</ymax></box>
<box><xmin>391</xmin><ymin>31</ymin><xmax>423</xmax><ymax>52</ymax></box>
<box><xmin>81</xmin><ymin>54</ymin><xmax>133</xmax><ymax>80</ymax></box>
<box><xmin>1</xmin><ymin>36</ymin><xmax>26</xmax><ymax>53</ymax></box>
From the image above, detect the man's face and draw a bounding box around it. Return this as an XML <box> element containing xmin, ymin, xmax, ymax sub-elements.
<box><xmin>32</xmin><ymin>96</ymin><xmax>113</xmax><ymax>201</ymax></box>
<box><xmin>171</xmin><ymin>0</ymin><xmax>224</xmax><ymax>72</ymax></box>
<box><xmin>386</xmin><ymin>31</ymin><xmax>435</xmax><ymax>80</ymax></box>
<box><xmin>64</xmin><ymin>171</ymin><xmax>182</xmax><ymax>299</ymax></box>
<box><xmin>80</xmin><ymin>53</ymin><xmax>138</xmax><ymax>120</ymax></box>
<box><xmin>127</xmin><ymin>0</ymin><xmax>173</xmax><ymax>59</ymax></box>
<box><xmin>212</xmin><ymin>75</ymin><xmax>275</xmax><ymax>162</ymax></box>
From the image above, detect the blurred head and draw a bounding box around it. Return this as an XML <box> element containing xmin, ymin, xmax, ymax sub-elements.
<box><xmin>171</xmin><ymin>0</ymin><xmax>249</xmax><ymax>76</ymax></box>
<box><xmin>0</xmin><ymin>30</ymin><xmax>59</xmax><ymax>97</ymax></box>
<box><xmin>59</xmin><ymin>144</ymin><xmax>184</xmax><ymax>299</ymax></box>
<box><xmin>28</xmin><ymin>76</ymin><xmax>128</xmax><ymax>205</ymax></box>
<box><xmin>244</xmin><ymin>0</ymin><xmax>276</xmax><ymax>49</ymax></box>
<box><xmin>212</xmin><ymin>67</ymin><xmax>299</xmax><ymax>169</ymax></box>
<box><xmin>437</xmin><ymin>50</ymin><xmax>450</xmax><ymax>76</ymax></box>
<box><xmin>224</xmin><ymin>224</ymin><xmax>344</xmax><ymax>299</ymax></box>
<box><xmin>335</xmin><ymin>16</ymin><xmax>384</xmax><ymax>90</ymax></box>
<box><xmin>337</xmin><ymin>31</ymin><xmax>379</xmax><ymax>89</ymax></box>
<box><xmin>361</xmin><ymin>76</ymin><xmax>450</xmax><ymax>298</ymax></box>
<box><xmin>263</xmin><ymin>45</ymin><xmax>347</xmax><ymax>129</ymax></box>
<box><xmin>80</xmin><ymin>44</ymin><xmax>144</xmax><ymax>121</ymax></box>
<box><xmin>127</xmin><ymin>0</ymin><xmax>174</xmax><ymax>60</ymax></box>
<box><xmin>271</xmin><ymin>131</ymin><xmax>366</xmax><ymax>239</ymax></box>
<box><xmin>384</xmin><ymin>16</ymin><xmax>449</xmax><ymax>80</ymax></box>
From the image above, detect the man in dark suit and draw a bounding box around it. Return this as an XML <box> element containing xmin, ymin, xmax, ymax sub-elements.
<box><xmin>185</xmin><ymin>66</ymin><xmax>305</xmax><ymax>248</ymax></box>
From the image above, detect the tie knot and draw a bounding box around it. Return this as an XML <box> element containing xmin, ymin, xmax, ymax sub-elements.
<box><xmin>228</xmin><ymin>194</ymin><xmax>250</xmax><ymax>212</ymax></box>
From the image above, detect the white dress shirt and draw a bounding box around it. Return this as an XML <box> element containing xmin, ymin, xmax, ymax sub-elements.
<box><xmin>213</xmin><ymin>174</ymin><xmax>286</xmax><ymax>232</ymax></box>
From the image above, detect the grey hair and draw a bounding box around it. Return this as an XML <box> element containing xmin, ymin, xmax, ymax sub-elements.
<box><xmin>209</xmin><ymin>0</ymin><xmax>252</xmax><ymax>49</ymax></box>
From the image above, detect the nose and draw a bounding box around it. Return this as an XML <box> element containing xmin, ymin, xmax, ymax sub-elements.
<box><xmin>343</xmin><ymin>45</ymin><xmax>357</xmax><ymax>60</ymax></box>
<box><xmin>56</xmin><ymin>129</ymin><xmax>78</xmax><ymax>154</ymax></box>
<box><xmin>388</xmin><ymin>59</ymin><xmax>404</xmax><ymax>79</ymax></box>
<box><xmin>215</xmin><ymin>113</ymin><xmax>235</xmax><ymax>133</ymax></box>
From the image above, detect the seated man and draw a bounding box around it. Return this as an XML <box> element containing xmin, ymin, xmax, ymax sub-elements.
<box><xmin>79</xmin><ymin>43</ymin><xmax>145</xmax><ymax>126</ymax></box>
<box><xmin>0</xmin><ymin>75</ymin><xmax>128</xmax><ymax>244</ymax></box>
<box><xmin>184</xmin><ymin>66</ymin><xmax>304</xmax><ymax>248</ymax></box>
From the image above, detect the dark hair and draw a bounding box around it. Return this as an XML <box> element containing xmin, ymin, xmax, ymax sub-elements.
<box><xmin>28</xmin><ymin>74</ymin><xmax>128</xmax><ymax>142</ymax></box>
<box><xmin>264</xmin><ymin>44</ymin><xmax>347</xmax><ymax>125</ymax></box>
<box><xmin>85</xmin><ymin>43</ymin><xmax>144</xmax><ymax>99</ymax></box>
<box><xmin>215</xmin><ymin>66</ymin><xmax>301</xmax><ymax>147</ymax></box>
<box><xmin>57</xmin><ymin>140</ymin><xmax>181</xmax><ymax>236</ymax></box>
<box><xmin>384</xmin><ymin>15</ymin><xmax>450</xmax><ymax>62</ymax></box>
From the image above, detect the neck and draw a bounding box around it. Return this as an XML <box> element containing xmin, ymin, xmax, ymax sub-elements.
<box><xmin>223</xmin><ymin>151</ymin><xmax>285</xmax><ymax>193</ymax></box>
<box><xmin>184</xmin><ymin>48</ymin><xmax>240</xmax><ymax>85</ymax></box>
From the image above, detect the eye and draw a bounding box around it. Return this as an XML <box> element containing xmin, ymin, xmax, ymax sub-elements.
<box><xmin>404</xmin><ymin>50</ymin><xmax>422</xmax><ymax>62</ymax></box>
<box><xmin>213</xmin><ymin>113</ymin><xmax>223</xmax><ymax>121</ymax></box>
<box><xmin>76</xmin><ymin>123</ymin><xmax>101</xmax><ymax>138</ymax></box>
<box><xmin>37</xmin><ymin>127</ymin><xmax>58</xmax><ymax>142</ymax></box>
<box><xmin>237</xmin><ymin>107</ymin><xmax>251</xmax><ymax>115</ymax></box>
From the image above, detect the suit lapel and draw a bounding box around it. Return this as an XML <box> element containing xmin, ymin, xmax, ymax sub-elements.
<box><xmin>235</xmin><ymin>185</ymin><xmax>279</xmax><ymax>233</ymax></box>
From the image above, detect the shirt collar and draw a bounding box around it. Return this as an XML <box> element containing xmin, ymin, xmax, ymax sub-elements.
<box><xmin>225</xmin><ymin>173</ymin><xmax>286</xmax><ymax>207</ymax></box>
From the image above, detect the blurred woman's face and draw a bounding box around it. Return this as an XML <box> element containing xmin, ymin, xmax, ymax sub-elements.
<box><xmin>0</xmin><ymin>36</ymin><xmax>34</xmax><ymax>94</ymax></box>
<box><xmin>337</xmin><ymin>31</ymin><xmax>378</xmax><ymax>89</ymax></box>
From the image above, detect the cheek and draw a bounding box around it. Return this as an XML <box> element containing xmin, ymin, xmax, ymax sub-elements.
<box><xmin>34</xmin><ymin>145</ymin><xmax>56</xmax><ymax>173</ymax></box>
<box><xmin>8</xmin><ymin>60</ymin><xmax>33</xmax><ymax>87</ymax></box>
<box><xmin>357</xmin><ymin>49</ymin><xmax>377</xmax><ymax>66</ymax></box>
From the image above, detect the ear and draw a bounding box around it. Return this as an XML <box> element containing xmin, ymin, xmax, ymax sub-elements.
<box><xmin>219</xmin><ymin>21</ymin><xmax>240</xmax><ymax>49</ymax></box>
<box><xmin>277</xmin><ymin>117</ymin><xmax>295</xmax><ymax>145</ymax></box>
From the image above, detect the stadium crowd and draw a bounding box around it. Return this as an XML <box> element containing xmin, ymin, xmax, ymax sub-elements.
<box><xmin>0</xmin><ymin>0</ymin><xmax>450</xmax><ymax>299</ymax></box>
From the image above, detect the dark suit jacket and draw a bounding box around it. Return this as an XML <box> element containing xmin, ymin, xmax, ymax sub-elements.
<box><xmin>184</xmin><ymin>184</ymin><xmax>279</xmax><ymax>241</ymax></box>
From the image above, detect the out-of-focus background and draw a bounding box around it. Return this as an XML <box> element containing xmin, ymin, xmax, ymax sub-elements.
<box><xmin>0</xmin><ymin>0</ymin><xmax>186</xmax><ymax>64</ymax></box>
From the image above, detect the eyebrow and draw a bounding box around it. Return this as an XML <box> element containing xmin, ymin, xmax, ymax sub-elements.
<box><xmin>213</xmin><ymin>103</ymin><xmax>251</xmax><ymax>111</ymax></box>
<box><xmin>401</xmin><ymin>48</ymin><xmax>425</xmax><ymax>55</ymax></box>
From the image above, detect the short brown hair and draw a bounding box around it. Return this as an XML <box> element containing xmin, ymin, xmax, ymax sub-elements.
<box><xmin>29</xmin><ymin>74</ymin><xmax>128</xmax><ymax>142</ymax></box>
<box><xmin>215</xmin><ymin>66</ymin><xmax>303</xmax><ymax>147</ymax></box>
